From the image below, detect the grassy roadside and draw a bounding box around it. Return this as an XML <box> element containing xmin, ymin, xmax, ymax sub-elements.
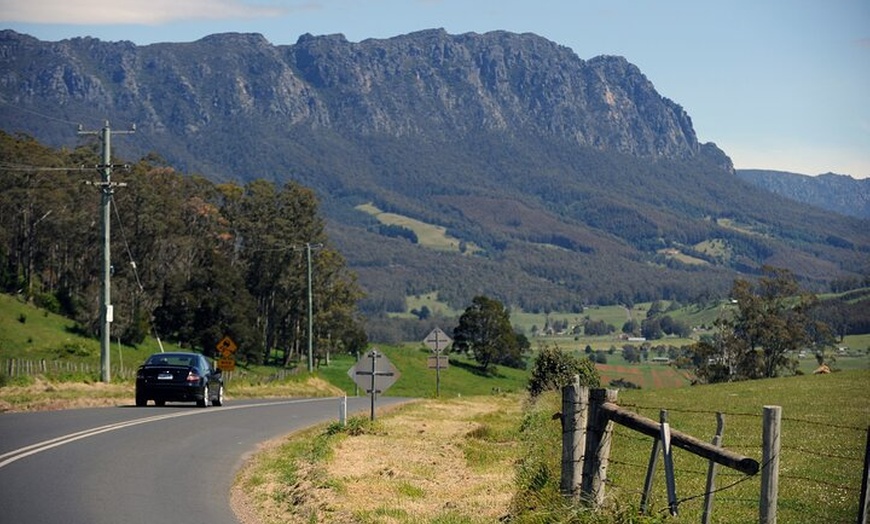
<box><xmin>233</xmin><ymin>370</ymin><xmax>869</xmax><ymax>524</ymax></box>
<box><xmin>233</xmin><ymin>394</ymin><xmax>522</xmax><ymax>524</ymax></box>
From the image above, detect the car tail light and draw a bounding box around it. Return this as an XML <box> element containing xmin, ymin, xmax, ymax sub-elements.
<box><xmin>186</xmin><ymin>371</ymin><xmax>201</xmax><ymax>382</ymax></box>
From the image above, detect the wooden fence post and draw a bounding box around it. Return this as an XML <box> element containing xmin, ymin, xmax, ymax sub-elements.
<box><xmin>660</xmin><ymin>410</ymin><xmax>678</xmax><ymax>516</ymax></box>
<box><xmin>581</xmin><ymin>388</ymin><xmax>618</xmax><ymax>507</ymax></box>
<box><xmin>560</xmin><ymin>378</ymin><xmax>589</xmax><ymax>499</ymax></box>
<box><xmin>702</xmin><ymin>412</ymin><xmax>725</xmax><ymax>524</ymax></box>
<box><xmin>640</xmin><ymin>435</ymin><xmax>661</xmax><ymax>514</ymax></box>
<box><xmin>858</xmin><ymin>425</ymin><xmax>870</xmax><ymax>524</ymax></box>
<box><xmin>760</xmin><ymin>405</ymin><xmax>782</xmax><ymax>524</ymax></box>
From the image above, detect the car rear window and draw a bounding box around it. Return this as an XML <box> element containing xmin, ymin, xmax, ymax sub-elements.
<box><xmin>146</xmin><ymin>355</ymin><xmax>195</xmax><ymax>367</ymax></box>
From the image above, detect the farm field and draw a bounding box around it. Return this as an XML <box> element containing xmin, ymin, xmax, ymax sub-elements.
<box><xmin>596</xmin><ymin>362</ymin><xmax>693</xmax><ymax>389</ymax></box>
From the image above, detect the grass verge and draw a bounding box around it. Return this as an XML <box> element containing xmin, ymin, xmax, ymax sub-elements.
<box><xmin>235</xmin><ymin>370</ymin><xmax>869</xmax><ymax>524</ymax></box>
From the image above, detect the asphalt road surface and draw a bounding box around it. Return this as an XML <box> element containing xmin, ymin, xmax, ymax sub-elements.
<box><xmin>0</xmin><ymin>396</ymin><xmax>408</xmax><ymax>524</ymax></box>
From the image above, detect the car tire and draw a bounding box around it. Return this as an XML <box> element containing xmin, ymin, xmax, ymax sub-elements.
<box><xmin>212</xmin><ymin>384</ymin><xmax>224</xmax><ymax>407</ymax></box>
<box><xmin>197</xmin><ymin>384</ymin><xmax>209</xmax><ymax>408</ymax></box>
<box><xmin>155</xmin><ymin>399</ymin><xmax>165</xmax><ymax>407</ymax></box>
<box><xmin>135</xmin><ymin>392</ymin><xmax>147</xmax><ymax>407</ymax></box>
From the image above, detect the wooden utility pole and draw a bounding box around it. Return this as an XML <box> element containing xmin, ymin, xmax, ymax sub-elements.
<box><xmin>78</xmin><ymin>121</ymin><xmax>133</xmax><ymax>383</ymax></box>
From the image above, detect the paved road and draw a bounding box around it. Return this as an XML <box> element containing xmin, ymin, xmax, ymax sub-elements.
<box><xmin>0</xmin><ymin>396</ymin><xmax>407</xmax><ymax>524</ymax></box>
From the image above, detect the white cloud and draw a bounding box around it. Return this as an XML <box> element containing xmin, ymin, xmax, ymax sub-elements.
<box><xmin>0</xmin><ymin>0</ymin><xmax>291</xmax><ymax>25</ymax></box>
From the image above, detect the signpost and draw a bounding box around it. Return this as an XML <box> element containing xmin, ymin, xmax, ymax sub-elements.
<box><xmin>348</xmin><ymin>348</ymin><xmax>400</xmax><ymax>420</ymax></box>
<box><xmin>216</xmin><ymin>335</ymin><xmax>237</xmax><ymax>372</ymax></box>
<box><xmin>423</xmin><ymin>327</ymin><xmax>452</xmax><ymax>397</ymax></box>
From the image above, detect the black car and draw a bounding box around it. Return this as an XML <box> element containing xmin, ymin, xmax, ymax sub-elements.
<box><xmin>135</xmin><ymin>352</ymin><xmax>224</xmax><ymax>407</ymax></box>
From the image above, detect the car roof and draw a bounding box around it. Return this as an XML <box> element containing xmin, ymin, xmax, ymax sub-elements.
<box><xmin>148</xmin><ymin>352</ymin><xmax>201</xmax><ymax>358</ymax></box>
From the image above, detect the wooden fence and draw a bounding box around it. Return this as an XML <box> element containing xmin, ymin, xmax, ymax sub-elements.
<box><xmin>3</xmin><ymin>358</ymin><xmax>136</xmax><ymax>380</ymax></box>
<box><xmin>558</xmin><ymin>378</ymin><xmax>869</xmax><ymax>524</ymax></box>
<box><xmin>560</xmin><ymin>377</ymin><xmax>781</xmax><ymax>524</ymax></box>
<box><xmin>2</xmin><ymin>358</ymin><xmax>296</xmax><ymax>383</ymax></box>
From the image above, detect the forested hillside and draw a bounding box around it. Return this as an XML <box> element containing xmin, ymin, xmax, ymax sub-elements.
<box><xmin>736</xmin><ymin>169</ymin><xmax>870</xmax><ymax>219</ymax></box>
<box><xmin>0</xmin><ymin>132</ymin><xmax>365</xmax><ymax>364</ymax></box>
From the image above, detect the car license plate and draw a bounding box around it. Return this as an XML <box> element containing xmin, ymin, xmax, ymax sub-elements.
<box><xmin>157</xmin><ymin>373</ymin><xmax>173</xmax><ymax>380</ymax></box>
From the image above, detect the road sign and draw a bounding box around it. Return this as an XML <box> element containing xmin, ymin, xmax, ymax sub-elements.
<box><xmin>424</xmin><ymin>327</ymin><xmax>452</xmax><ymax>353</ymax></box>
<box><xmin>427</xmin><ymin>355</ymin><xmax>449</xmax><ymax>369</ymax></box>
<box><xmin>218</xmin><ymin>356</ymin><xmax>236</xmax><ymax>372</ymax></box>
<box><xmin>348</xmin><ymin>349</ymin><xmax>400</xmax><ymax>420</ymax></box>
<box><xmin>423</xmin><ymin>328</ymin><xmax>451</xmax><ymax>397</ymax></box>
<box><xmin>348</xmin><ymin>349</ymin><xmax>400</xmax><ymax>393</ymax></box>
<box><xmin>217</xmin><ymin>336</ymin><xmax>237</xmax><ymax>356</ymax></box>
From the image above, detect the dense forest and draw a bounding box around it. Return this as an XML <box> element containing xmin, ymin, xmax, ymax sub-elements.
<box><xmin>0</xmin><ymin>132</ymin><xmax>366</xmax><ymax>364</ymax></box>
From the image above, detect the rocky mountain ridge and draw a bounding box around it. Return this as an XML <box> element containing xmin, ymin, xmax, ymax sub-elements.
<box><xmin>0</xmin><ymin>29</ymin><xmax>865</xmax><ymax>311</ymax></box>
<box><xmin>0</xmin><ymin>29</ymin><xmax>717</xmax><ymax>172</ymax></box>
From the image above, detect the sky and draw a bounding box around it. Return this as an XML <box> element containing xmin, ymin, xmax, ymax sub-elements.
<box><xmin>2</xmin><ymin>0</ymin><xmax>869</xmax><ymax>178</ymax></box>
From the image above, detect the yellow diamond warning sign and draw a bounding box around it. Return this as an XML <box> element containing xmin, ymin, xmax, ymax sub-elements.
<box><xmin>217</xmin><ymin>336</ymin><xmax>237</xmax><ymax>356</ymax></box>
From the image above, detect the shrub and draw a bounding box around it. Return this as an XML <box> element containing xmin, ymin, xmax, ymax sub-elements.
<box><xmin>528</xmin><ymin>344</ymin><xmax>600</xmax><ymax>398</ymax></box>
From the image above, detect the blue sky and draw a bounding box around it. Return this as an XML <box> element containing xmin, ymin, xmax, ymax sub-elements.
<box><xmin>2</xmin><ymin>0</ymin><xmax>869</xmax><ymax>178</ymax></box>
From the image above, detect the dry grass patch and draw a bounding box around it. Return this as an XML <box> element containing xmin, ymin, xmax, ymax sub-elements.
<box><xmin>0</xmin><ymin>375</ymin><xmax>343</xmax><ymax>413</ymax></box>
<box><xmin>234</xmin><ymin>394</ymin><xmax>523</xmax><ymax>524</ymax></box>
<box><xmin>0</xmin><ymin>377</ymin><xmax>133</xmax><ymax>412</ymax></box>
<box><xmin>229</xmin><ymin>376</ymin><xmax>346</xmax><ymax>399</ymax></box>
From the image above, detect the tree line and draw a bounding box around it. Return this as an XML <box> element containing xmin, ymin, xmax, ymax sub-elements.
<box><xmin>0</xmin><ymin>132</ymin><xmax>366</xmax><ymax>365</ymax></box>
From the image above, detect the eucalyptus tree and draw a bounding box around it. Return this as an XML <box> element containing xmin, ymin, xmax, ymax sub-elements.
<box><xmin>452</xmin><ymin>295</ymin><xmax>529</xmax><ymax>372</ymax></box>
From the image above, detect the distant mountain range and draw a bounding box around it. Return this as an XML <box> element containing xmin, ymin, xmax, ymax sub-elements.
<box><xmin>736</xmin><ymin>170</ymin><xmax>869</xmax><ymax>219</ymax></box>
<box><xmin>0</xmin><ymin>29</ymin><xmax>867</xmax><ymax>312</ymax></box>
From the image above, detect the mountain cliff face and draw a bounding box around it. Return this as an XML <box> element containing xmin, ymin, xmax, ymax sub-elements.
<box><xmin>0</xmin><ymin>29</ymin><xmax>709</xmax><ymax>168</ymax></box>
<box><xmin>0</xmin><ymin>29</ymin><xmax>865</xmax><ymax>311</ymax></box>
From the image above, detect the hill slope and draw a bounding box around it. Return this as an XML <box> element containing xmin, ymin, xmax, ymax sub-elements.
<box><xmin>1</xmin><ymin>29</ymin><xmax>867</xmax><ymax>311</ymax></box>
<box><xmin>737</xmin><ymin>169</ymin><xmax>870</xmax><ymax>219</ymax></box>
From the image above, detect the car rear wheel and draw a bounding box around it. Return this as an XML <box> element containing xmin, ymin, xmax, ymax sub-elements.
<box><xmin>135</xmin><ymin>392</ymin><xmax>147</xmax><ymax>407</ymax></box>
<box><xmin>197</xmin><ymin>384</ymin><xmax>209</xmax><ymax>408</ymax></box>
<box><xmin>212</xmin><ymin>384</ymin><xmax>224</xmax><ymax>407</ymax></box>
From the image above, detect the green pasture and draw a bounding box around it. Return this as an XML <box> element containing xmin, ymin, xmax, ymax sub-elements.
<box><xmin>316</xmin><ymin>343</ymin><xmax>530</xmax><ymax>399</ymax></box>
<box><xmin>355</xmin><ymin>202</ymin><xmax>482</xmax><ymax>254</ymax></box>
<box><xmin>526</xmin><ymin>369</ymin><xmax>870</xmax><ymax>523</ymax></box>
<box><xmin>0</xmin><ymin>293</ymin><xmax>179</xmax><ymax>376</ymax></box>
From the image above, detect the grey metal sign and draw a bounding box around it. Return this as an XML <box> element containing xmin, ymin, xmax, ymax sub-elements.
<box><xmin>348</xmin><ymin>349</ymin><xmax>400</xmax><ymax>419</ymax></box>
<box><xmin>424</xmin><ymin>327</ymin><xmax>452</xmax><ymax>353</ymax></box>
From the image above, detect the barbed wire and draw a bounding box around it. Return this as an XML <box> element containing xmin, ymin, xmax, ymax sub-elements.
<box><xmin>617</xmin><ymin>402</ymin><xmax>869</xmax><ymax>432</ymax></box>
<box><xmin>652</xmin><ymin>451</ymin><xmax>777</xmax><ymax>516</ymax></box>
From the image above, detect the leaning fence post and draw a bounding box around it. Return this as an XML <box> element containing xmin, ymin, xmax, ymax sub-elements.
<box><xmin>560</xmin><ymin>378</ymin><xmax>588</xmax><ymax>499</ymax></box>
<box><xmin>760</xmin><ymin>405</ymin><xmax>782</xmax><ymax>524</ymax></box>
<box><xmin>639</xmin><ymin>434</ymin><xmax>660</xmax><ymax>514</ymax></box>
<box><xmin>702</xmin><ymin>412</ymin><xmax>725</xmax><ymax>524</ymax></box>
<box><xmin>581</xmin><ymin>388</ymin><xmax>618</xmax><ymax>508</ymax></box>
